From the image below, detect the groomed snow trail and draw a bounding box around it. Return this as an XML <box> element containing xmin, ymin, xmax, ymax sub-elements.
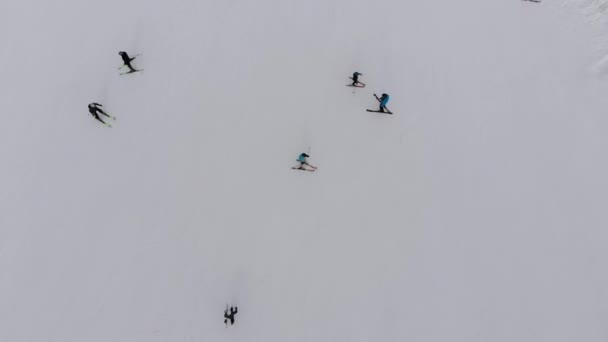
<box><xmin>1</xmin><ymin>1</ymin><xmax>608</xmax><ymax>341</ymax></box>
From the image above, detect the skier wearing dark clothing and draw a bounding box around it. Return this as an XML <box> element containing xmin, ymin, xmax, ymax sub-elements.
<box><xmin>351</xmin><ymin>72</ymin><xmax>363</xmax><ymax>86</ymax></box>
<box><xmin>88</xmin><ymin>103</ymin><xmax>112</xmax><ymax>127</ymax></box>
<box><xmin>224</xmin><ymin>307</ymin><xmax>238</xmax><ymax>326</ymax></box>
<box><xmin>118</xmin><ymin>51</ymin><xmax>138</xmax><ymax>72</ymax></box>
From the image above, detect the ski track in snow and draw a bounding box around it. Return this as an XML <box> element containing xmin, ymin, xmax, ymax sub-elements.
<box><xmin>563</xmin><ymin>0</ymin><xmax>608</xmax><ymax>73</ymax></box>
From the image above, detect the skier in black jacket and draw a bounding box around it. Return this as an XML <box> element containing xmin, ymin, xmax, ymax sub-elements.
<box><xmin>88</xmin><ymin>103</ymin><xmax>112</xmax><ymax>126</ymax></box>
<box><xmin>224</xmin><ymin>306</ymin><xmax>238</xmax><ymax>326</ymax></box>
<box><xmin>351</xmin><ymin>72</ymin><xmax>363</xmax><ymax>86</ymax></box>
<box><xmin>118</xmin><ymin>51</ymin><xmax>138</xmax><ymax>73</ymax></box>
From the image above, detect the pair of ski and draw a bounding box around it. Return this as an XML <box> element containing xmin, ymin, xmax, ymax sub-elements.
<box><xmin>366</xmin><ymin>109</ymin><xmax>392</xmax><ymax>114</ymax></box>
<box><xmin>346</xmin><ymin>77</ymin><xmax>365</xmax><ymax>88</ymax></box>
<box><xmin>292</xmin><ymin>163</ymin><xmax>317</xmax><ymax>172</ymax></box>
<box><xmin>367</xmin><ymin>94</ymin><xmax>393</xmax><ymax>115</ymax></box>
<box><xmin>120</xmin><ymin>69</ymin><xmax>144</xmax><ymax>75</ymax></box>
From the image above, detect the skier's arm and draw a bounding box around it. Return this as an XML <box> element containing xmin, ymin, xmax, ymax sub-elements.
<box><xmin>92</xmin><ymin>102</ymin><xmax>102</xmax><ymax>106</ymax></box>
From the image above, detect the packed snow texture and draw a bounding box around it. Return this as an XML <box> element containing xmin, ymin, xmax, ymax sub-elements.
<box><xmin>564</xmin><ymin>0</ymin><xmax>608</xmax><ymax>72</ymax></box>
<box><xmin>1</xmin><ymin>0</ymin><xmax>608</xmax><ymax>341</ymax></box>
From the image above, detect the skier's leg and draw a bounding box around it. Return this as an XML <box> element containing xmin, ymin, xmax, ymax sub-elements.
<box><xmin>97</xmin><ymin>109</ymin><xmax>111</xmax><ymax>118</ymax></box>
<box><xmin>93</xmin><ymin>115</ymin><xmax>106</xmax><ymax>125</ymax></box>
<box><xmin>125</xmin><ymin>62</ymin><xmax>137</xmax><ymax>72</ymax></box>
<box><xmin>301</xmin><ymin>162</ymin><xmax>316</xmax><ymax>170</ymax></box>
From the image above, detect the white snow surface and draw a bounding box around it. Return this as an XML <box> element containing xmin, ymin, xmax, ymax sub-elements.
<box><xmin>1</xmin><ymin>0</ymin><xmax>608</xmax><ymax>341</ymax></box>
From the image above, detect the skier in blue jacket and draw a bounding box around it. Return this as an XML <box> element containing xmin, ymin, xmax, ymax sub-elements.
<box><xmin>298</xmin><ymin>153</ymin><xmax>309</xmax><ymax>164</ymax></box>
<box><xmin>293</xmin><ymin>152</ymin><xmax>317</xmax><ymax>171</ymax></box>
<box><xmin>375</xmin><ymin>93</ymin><xmax>390</xmax><ymax>112</ymax></box>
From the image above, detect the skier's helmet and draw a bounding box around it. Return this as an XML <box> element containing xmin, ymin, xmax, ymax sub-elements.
<box><xmin>382</xmin><ymin>93</ymin><xmax>388</xmax><ymax>97</ymax></box>
<box><xmin>118</xmin><ymin>51</ymin><xmax>124</xmax><ymax>55</ymax></box>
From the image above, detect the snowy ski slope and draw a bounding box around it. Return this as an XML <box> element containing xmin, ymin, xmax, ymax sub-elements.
<box><xmin>1</xmin><ymin>0</ymin><xmax>608</xmax><ymax>341</ymax></box>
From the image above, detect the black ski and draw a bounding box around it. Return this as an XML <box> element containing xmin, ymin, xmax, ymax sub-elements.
<box><xmin>292</xmin><ymin>165</ymin><xmax>317</xmax><ymax>172</ymax></box>
<box><xmin>120</xmin><ymin>69</ymin><xmax>143</xmax><ymax>75</ymax></box>
<box><xmin>372</xmin><ymin>94</ymin><xmax>392</xmax><ymax>114</ymax></box>
<box><xmin>367</xmin><ymin>109</ymin><xmax>393</xmax><ymax>115</ymax></box>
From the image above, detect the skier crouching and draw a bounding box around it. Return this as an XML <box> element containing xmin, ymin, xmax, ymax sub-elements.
<box><xmin>292</xmin><ymin>153</ymin><xmax>317</xmax><ymax>171</ymax></box>
<box><xmin>118</xmin><ymin>51</ymin><xmax>138</xmax><ymax>72</ymax></box>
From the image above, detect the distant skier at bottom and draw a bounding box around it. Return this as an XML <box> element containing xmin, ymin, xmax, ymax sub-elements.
<box><xmin>292</xmin><ymin>152</ymin><xmax>317</xmax><ymax>171</ymax></box>
<box><xmin>224</xmin><ymin>306</ymin><xmax>238</xmax><ymax>327</ymax></box>
<box><xmin>88</xmin><ymin>103</ymin><xmax>114</xmax><ymax>127</ymax></box>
